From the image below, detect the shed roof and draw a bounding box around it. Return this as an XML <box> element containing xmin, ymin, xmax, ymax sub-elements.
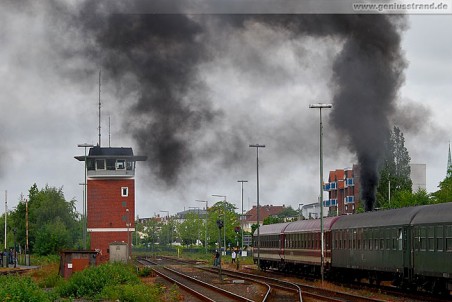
<box><xmin>331</xmin><ymin>206</ymin><xmax>423</xmax><ymax>229</ymax></box>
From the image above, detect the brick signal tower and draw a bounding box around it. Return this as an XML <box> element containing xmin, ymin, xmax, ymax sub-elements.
<box><xmin>75</xmin><ymin>146</ymin><xmax>146</xmax><ymax>262</ymax></box>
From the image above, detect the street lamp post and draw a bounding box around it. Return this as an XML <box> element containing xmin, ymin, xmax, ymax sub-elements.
<box><xmin>4</xmin><ymin>190</ymin><xmax>7</xmax><ymax>252</ymax></box>
<box><xmin>196</xmin><ymin>200</ymin><xmax>209</xmax><ymax>254</ymax></box>
<box><xmin>237</xmin><ymin>180</ymin><xmax>248</xmax><ymax>252</ymax></box>
<box><xmin>212</xmin><ymin>195</ymin><xmax>227</xmax><ymax>254</ymax></box>
<box><xmin>78</xmin><ymin>143</ymin><xmax>94</xmax><ymax>250</ymax></box>
<box><xmin>126</xmin><ymin>208</ymin><xmax>130</xmax><ymax>263</ymax></box>
<box><xmin>78</xmin><ymin>183</ymin><xmax>86</xmax><ymax>250</ymax></box>
<box><xmin>298</xmin><ymin>203</ymin><xmax>304</xmax><ymax>221</ymax></box>
<box><xmin>189</xmin><ymin>207</ymin><xmax>201</xmax><ymax>245</ymax></box>
<box><xmin>13</xmin><ymin>227</ymin><xmax>17</xmax><ymax>268</ymax></box>
<box><xmin>160</xmin><ymin>210</ymin><xmax>171</xmax><ymax>246</ymax></box>
<box><xmin>249</xmin><ymin>144</ymin><xmax>265</xmax><ymax>269</ymax></box>
<box><xmin>216</xmin><ymin>219</ymin><xmax>224</xmax><ymax>281</ymax></box>
<box><xmin>309</xmin><ymin>103</ymin><xmax>332</xmax><ymax>283</ymax></box>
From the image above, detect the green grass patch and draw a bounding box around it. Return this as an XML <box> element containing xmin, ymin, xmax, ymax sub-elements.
<box><xmin>0</xmin><ymin>275</ymin><xmax>51</xmax><ymax>302</ymax></box>
<box><xmin>55</xmin><ymin>262</ymin><xmax>163</xmax><ymax>301</ymax></box>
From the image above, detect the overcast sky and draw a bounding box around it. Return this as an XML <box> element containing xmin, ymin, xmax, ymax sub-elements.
<box><xmin>1</xmin><ymin>1</ymin><xmax>451</xmax><ymax>218</ymax></box>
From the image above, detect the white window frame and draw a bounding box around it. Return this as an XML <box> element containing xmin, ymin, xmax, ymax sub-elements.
<box><xmin>121</xmin><ymin>187</ymin><xmax>129</xmax><ymax>197</ymax></box>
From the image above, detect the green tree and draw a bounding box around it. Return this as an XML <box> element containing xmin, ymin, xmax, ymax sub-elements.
<box><xmin>432</xmin><ymin>175</ymin><xmax>452</xmax><ymax>203</ymax></box>
<box><xmin>380</xmin><ymin>188</ymin><xmax>431</xmax><ymax>209</ymax></box>
<box><xmin>207</xmin><ymin>201</ymin><xmax>239</xmax><ymax>250</ymax></box>
<box><xmin>377</xmin><ymin>126</ymin><xmax>412</xmax><ymax>207</ymax></box>
<box><xmin>276</xmin><ymin>206</ymin><xmax>298</xmax><ymax>220</ymax></box>
<box><xmin>263</xmin><ymin>216</ymin><xmax>283</xmax><ymax>225</ymax></box>
<box><xmin>141</xmin><ymin>218</ymin><xmax>160</xmax><ymax>252</ymax></box>
<box><xmin>177</xmin><ymin>212</ymin><xmax>202</xmax><ymax>246</ymax></box>
<box><xmin>10</xmin><ymin>184</ymin><xmax>82</xmax><ymax>255</ymax></box>
<box><xmin>159</xmin><ymin>218</ymin><xmax>176</xmax><ymax>246</ymax></box>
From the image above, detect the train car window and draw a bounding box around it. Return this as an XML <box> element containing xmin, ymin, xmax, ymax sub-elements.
<box><xmin>436</xmin><ymin>226</ymin><xmax>444</xmax><ymax>252</ymax></box>
<box><xmin>398</xmin><ymin>229</ymin><xmax>403</xmax><ymax>251</ymax></box>
<box><xmin>342</xmin><ymin>230</ymin><xmax>346</xmax><ymax>249</ymax></box>
<box><xmin>447</xmin><ymin>226</ymin><xmax>452</xmax><ymax>252</ymax></box>
<box><xmin>413</xmin><ymin>227</ymin><xmax>420</xmax><ymax>251</ymax></box>
<box><xmin>374</xmin><ymin>239</ymin><xmax>379</xmax><ymax>250</ymax></box>
<box><xmin>420</xmin><ymin>227</ymin><xmax>427</xmax><ymax>251</ymax></box>
<box><xmin>391</xmin><ymin>228</ymin><xmax>397</xmax><ymax>250</ymax></box>
<box><xmin>428</xmin><ymin>226</ymin><xmax>435</xmax><ymax>251</ymax></box>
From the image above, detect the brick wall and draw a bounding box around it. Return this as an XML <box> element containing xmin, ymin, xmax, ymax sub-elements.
<box><xmin>87</xmin><ymin>179</ymin><xmax>135</xmax><ymax>261</ymax></box>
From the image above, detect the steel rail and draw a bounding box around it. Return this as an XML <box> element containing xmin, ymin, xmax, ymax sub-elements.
<box><xmin>154</xmin><ymin>265</ymin><xmax>259</xmax><ymax>302</ymax></box>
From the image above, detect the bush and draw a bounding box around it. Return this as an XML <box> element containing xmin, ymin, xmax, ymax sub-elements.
<box><xmin>55</xmin><ymin>262</ymin><xmax>142</xmax><ymax>299</ymax></box>
<box><xmin>102</xmin><ymin>283</ymin><xmax>164</xmax><ymax>302</ymax></box>
<box><xmin>0</xmin><ymin>275</ymin><xmax>50</xmax><ymax>302</ymax></box>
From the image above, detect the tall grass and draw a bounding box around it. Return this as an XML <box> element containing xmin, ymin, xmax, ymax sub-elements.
<box><xmin>0</xmin><ymin>275</ymin><xmax>51</xmax><ymax>302</ymax></box>
<box><xmin>55</xmin><ymin>262</ymin><xmax>162</xmax><ymax>301</ymax></box>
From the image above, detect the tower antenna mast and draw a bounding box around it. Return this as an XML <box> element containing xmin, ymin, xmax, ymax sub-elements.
<box><xmin>98</xmin><ymin>70</ymin><xmax>102</xmax><ymax>147</ymax></box>
<box><xmin>109</xmin><ymin>115</ymin><xmax>111</xmax><ymax>147</ymax></box>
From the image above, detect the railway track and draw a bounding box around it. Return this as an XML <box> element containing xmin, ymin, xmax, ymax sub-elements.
<box><xmin>203</xmin><ymin>266</ymin><xmax>391</xmax><ymax>302</ymax></box>
<box><xmin>145</xmin><ymin>256</ymin><xmax>408</xmax><ymax>302</ymax></box>
<box><xmin>0</xmin><ymin>267</ymin><xmax>35</xmax><ymax>276</ymax></box>
<box><xmin>138</xmin><ymin>258</ymin><xmax>269</xmax><ymax>302</ymax></box>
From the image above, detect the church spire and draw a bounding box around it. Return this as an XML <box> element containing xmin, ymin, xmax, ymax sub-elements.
<box><xmin>448</xmin><ymin>142</ymin><xmax>452</xmax><ymax>178</ymax></box>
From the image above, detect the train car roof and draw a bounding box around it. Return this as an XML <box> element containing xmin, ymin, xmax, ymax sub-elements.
<box><xmin>411</xmin><ymin>202</ymin><xmax>452</xmax><ymax>225</ymax></box>
<box><xmin>331</xmin><ymin>206</ymin><xmax>423</xmax><ymax>229</ymax></box>
<box><xmin>284</xmin><ymin>216</ymin><xmax>341</xmax><ymax>233</ymax></box>
<box><xmin>257</xmin><ymin>222</ymin><xmax>291</xmax><ymax>236</ymax></box>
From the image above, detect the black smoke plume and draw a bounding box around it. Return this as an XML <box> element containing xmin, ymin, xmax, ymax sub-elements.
<box><xmin>73</xmin><ymin>3</ymin><xmax>406</xmax><ymax>209</ymax></box>
<box><xmin>226</xmin><ymin>15</ymin><xmax>407</xmax><ymax>211</ymax></box>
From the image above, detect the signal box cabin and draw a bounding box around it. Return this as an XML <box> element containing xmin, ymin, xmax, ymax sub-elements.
<box><xmin>75</xmin><ymin>146</ymin><xmax>146</xmax><ymax>262</ymax></box>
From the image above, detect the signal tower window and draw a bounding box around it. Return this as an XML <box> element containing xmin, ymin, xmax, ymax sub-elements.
<box><xmin>96</xmin><ymin>159</ymin><xmax>105</xmax><ymax>170</ymax></box>
<box><xmin>116</xmin><ymin>160</ymin><xmax>126</xmax><ymax>170</ymax></box>
<box><xmin>121</xmin><ymin>187</ymin><xmax>129</xmax><ymax>197</ymax></box>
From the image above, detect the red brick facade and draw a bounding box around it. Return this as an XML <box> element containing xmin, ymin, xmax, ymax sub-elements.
<box><xmin>87</xmin><ymin>179</ymin><xmax>135</xmax><ymax>261</ymax></box>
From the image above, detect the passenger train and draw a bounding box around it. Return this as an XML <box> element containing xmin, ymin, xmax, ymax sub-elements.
<box><xmin>253</xmin><ymin>202</ymin><xmax>452</xmax><ymax>294</ymax></box>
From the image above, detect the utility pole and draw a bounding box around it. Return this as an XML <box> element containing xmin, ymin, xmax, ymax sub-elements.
<box><xmin>249</xmin><ymin>144</ymin><xmax>265</xmax><ymax>269</ymax></box>
<box><xmin>4</xmin><ymin>190</ymin><xmax>7</xmax><ymax>251</ymax></box>
<box><xmin>237</xmin><ymin>180</ymin><xmax>248</xmax><ymax>252</ymax></box>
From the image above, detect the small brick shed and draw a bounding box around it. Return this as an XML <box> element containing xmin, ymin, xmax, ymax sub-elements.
<box><xmin>59</xmin><ymin>250</ymin><xmax>99</xmax><ymax>278</ymax></box>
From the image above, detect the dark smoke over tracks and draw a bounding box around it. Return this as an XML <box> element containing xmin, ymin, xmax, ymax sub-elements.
<box><xmin>64</xmin><ymin>2</ymin><xmax>407</xmax><ymax>211</ymax></box>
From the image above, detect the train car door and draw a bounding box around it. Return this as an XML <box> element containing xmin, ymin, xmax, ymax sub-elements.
<box><xmin>401</xmin><ymin>226</ymin><xmax>413</xmax><ymax>280</ymax></box>
<box><xmin>279</xmin><ymin>233</ymin><xmax>285</xmax><ymax>260</ymax></box>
